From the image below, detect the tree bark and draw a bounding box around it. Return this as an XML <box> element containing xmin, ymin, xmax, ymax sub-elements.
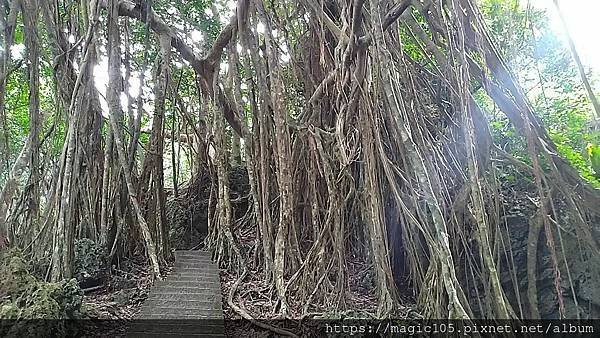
<box><xmin>22</xmin><ymin>0</ymin><xmax>41</xmax><ymax>230</ymax></box>
<box><xmin>106</xmin><ymin>0</ymin><xmax>161</xmax><ymax>277</ymax></box>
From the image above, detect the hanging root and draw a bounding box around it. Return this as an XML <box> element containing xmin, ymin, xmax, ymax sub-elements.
<box><xmin>190</xmin><ymin>0</ymin><xmax>600</xmax><ymax>320</ymax></box>
<box><xmin>227</xmin><ymin>267</ymin><xmax>299</xmax><ymax>337</ymax></box>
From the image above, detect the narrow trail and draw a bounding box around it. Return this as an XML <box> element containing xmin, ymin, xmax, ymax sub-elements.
<box><xmin>128</xmin><ymin>250</ymin><xmax>225</xmax><ymax>337</ymax></box>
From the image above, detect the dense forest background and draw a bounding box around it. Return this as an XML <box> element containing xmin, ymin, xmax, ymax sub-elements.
<box><xmin>1</xmin><ymin>0</ymin><xmax>600</xmax><ymax>327</ymax></box>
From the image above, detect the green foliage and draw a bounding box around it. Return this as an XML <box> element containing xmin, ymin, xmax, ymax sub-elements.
<box><xmin>2</xmin><ymin>13</ymin><xmax>60</xmax><ymax>167</ymax></box>
<box><xmin>481</xmin><ymin>0</ymin><xmax>532</xmax><ymax>67</ymax></box>
<box><xmin>480</xmin><ymin>0</ymin><xmax>600</xmax><ymax>188</ymax></box>
<box><xmin>154</xmin><ymin>0</ymin><xmax>221</xmax><ymax>47</ymax></box>
<box><xmin>4</xmin><ymin>66</ymin><xmax>30</xmax><ymax>155</ymax></box>
<box><xmin>587</xmin><ymin>143</ymin><xmax>600</xmax><ymax>178</ymax></box>
<box><xmin>538</xmin><ymin>95</ymin><xmax>600</xmax><ymax>188</ymax></box>
<box><xmin>400</xmin><ymin>25</ymin><xmax>425</xmax><ymax>62</ymax></box>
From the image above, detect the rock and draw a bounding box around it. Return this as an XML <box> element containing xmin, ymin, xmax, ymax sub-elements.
<box><xmin>112</xmin><ymin>289</ymin><xmax>134</xmax><ymax>305</ymax></box>
<box><xmin>496</xmin><ymin>183</ymin><xmax>600</xmax><ymax>319</ymax></box>
<box><xmin>74</xmin><ymin>239</ymin><xmax>108</xmax><ymax>289</ymax></box>
<box><xmin>0</xmin><ymin>250</ymin><xmax>85</xmax><ymax>337</ymax></box>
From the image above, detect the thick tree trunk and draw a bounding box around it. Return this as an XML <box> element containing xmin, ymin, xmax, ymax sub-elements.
<box><xmin>106</xmin><ymin>0</ymin><xmax>160</xmax><ymax>277</ymax></box>
<box><xmin>139</xmin><ymin>34</ymin><xmax>172</xmax><ymax>262</ymax></box>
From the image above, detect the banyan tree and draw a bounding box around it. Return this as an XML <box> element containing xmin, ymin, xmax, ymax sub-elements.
<box><xmin>1</xmin><ymin>0</ymin><xmax>599</xmax><ymax>321</ymax></box>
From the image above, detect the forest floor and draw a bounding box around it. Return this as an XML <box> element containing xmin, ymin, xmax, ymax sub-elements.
<box><xmin>76</xmin><ymin>255</ymin><xmax>159</xmax><ymax>335</ymax></box>
<box><xmin>81</xmin><ymin>257</ymin><xmax>416</xmax><ymax>335</ymax></box>
<box><xmin>217</xmin><ymin>253</ymin><xmax>419</xmax><ymax>336</ymax></box>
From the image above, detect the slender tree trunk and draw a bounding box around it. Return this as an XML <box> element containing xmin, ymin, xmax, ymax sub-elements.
<box><xmin>99</xmin><ymin>131</ymin><xmax>113</xmax><ymax>248</ymax></box>
<box><xmin>553</xmin><ymin>0</ymin><xmax>600</xmax><ymax>121</ymax></box>
<box><xmin>22</xmin><ymin>0</ymin><xmax>41</xmax><ymax>228</ymax></box>
<box><xmin>0</xmin><ymin>0</ymin><xmax>21</xmax><ymax>248</ymax></box>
